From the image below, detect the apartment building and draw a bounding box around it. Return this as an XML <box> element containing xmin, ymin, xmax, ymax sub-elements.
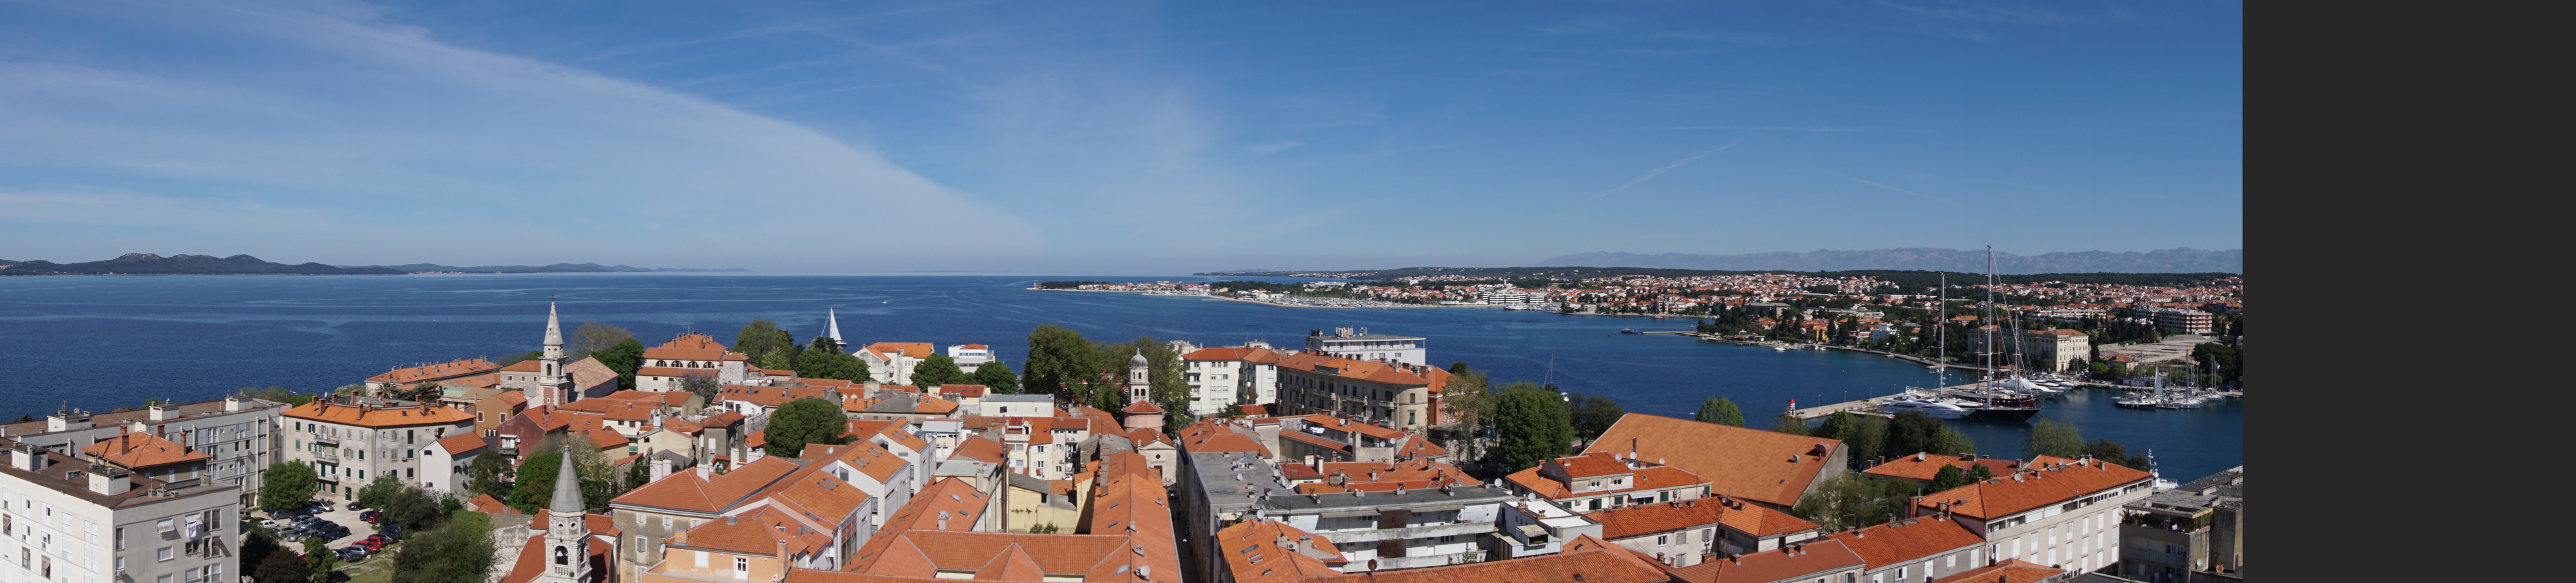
<box><xmin>1255</xmin><ymin>483</ymin><xmax>1515</xmax><ymax>571</ymax></box>
<box><xmin>2</xmin><ymin>439</ymin><xmax>238</xmax><ymax>583</ymax></box>
<box><xmin>943</xmin><ymin>344</ymin><xmax>995</xmax><ymax>371</ymax></box>
<box><xmin>0</xmin><ymin>396</ymin><xmax>284</xmax><ymax>508</ymax></box>
<box><xmin>1180</xmin><ymin>344</ymin><xmax>1288</xmax><ymax>416</ymax></box>
<box><xmin>855</xmin><ymin>342</ymin><xmax>934</xmax><ymax>385</ymax></box>
<box><xmin>2118</xmin><ymin>467</ymin><xmax>2243</xmax><ymax>582</ymax></box>
<box><xmin>1821</xmin><ymin>515</ymin><xmax>1989</xmax><ymax>583</ymax></box>
<box><xmin>1273</xmin><ymin>354</ymin><xmax>1451</xmax><ymax>432</ymax></box>
<box><xmin>278</xmin><ymin>398</ymin><xmax>476</xmax><ymax>500</ymax></box>
<box><xmin>1909</xmin><ymin>456</ymin><xmax>2155</xmax><ymax>575</ymax></box>
<box><xmin>1302</xmin><ymin>328</ymin><xmax>1427</xmax><ymax>367</ymax></box>
<box><xmin>1501</xmin><ymin>452</ymin><xmax>1714</xmax><ymax>512</ymax></box>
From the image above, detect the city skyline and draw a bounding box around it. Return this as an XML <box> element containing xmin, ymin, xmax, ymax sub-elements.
<box><xmin>2</xmin><ymin>1</ymin><xmax>2242</xmax><ymax>273</ymax></box>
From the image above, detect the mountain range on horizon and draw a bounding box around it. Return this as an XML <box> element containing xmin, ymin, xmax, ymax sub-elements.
<box><xmin>0</xmin><ymin>253</ymin><xmax>746</xmax><ymax>275</ymax></box>
<box><xmin>1531</xmin><ymin>247</ymin><xmax>2241</xmax><ymax>274</ymax></box>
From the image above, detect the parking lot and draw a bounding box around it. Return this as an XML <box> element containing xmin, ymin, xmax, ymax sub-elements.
<box><xmin>254</xmin><ymin>503</ymin><xmax>386</xmax><ymax>557</ymax></box>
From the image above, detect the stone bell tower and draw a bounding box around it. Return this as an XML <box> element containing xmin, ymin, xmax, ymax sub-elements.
<box><xmin>538</xmin><ymin>443</ymin><xmax>592</xmax><ymax>583</ymax></box>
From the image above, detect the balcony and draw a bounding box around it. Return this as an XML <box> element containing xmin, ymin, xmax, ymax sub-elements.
<box><xmin>1317</xmin><ymin>521</ymin><xmax>1492</xmax><ymax>544</ymax></box>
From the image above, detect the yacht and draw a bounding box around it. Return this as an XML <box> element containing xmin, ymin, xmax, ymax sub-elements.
<box><xmin>2114</xmin><ymin>393</ymin><xmax>2161</xmax><ymax>409</ymax></box>
<box><xmin>1881</xmin><ymin>396</ymin><xmax>1971</xmax><ymax>420</ymax></box>
<box><xmin>2156</xmin><ymin>396</ymin><xmax>2204</xmax><ymax>409</ymax></box>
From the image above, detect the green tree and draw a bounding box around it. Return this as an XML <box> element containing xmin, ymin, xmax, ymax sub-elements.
<box><xmin>495</xmin><ymin>350</ymin><xmax>545</xmax><ymax>367</ymax></box>
<box><xmin>1567</xmin><ymin>393</ymin><xmax>1625</xmax><ymax>440</ymax></box>
<box><xmin>911</xmin><ymin>354</ymin><xmax>965</xmax><ymax>387</ymax></box>
<box><xmin>678</xmin><ymin>373</ymin><xmax>722</xmax><ymax>402</ymax></box>
<box><xmin>627</xmin><ymin>459</ymin><xmax>652</xmax><ymax>491</ymax></box>
<box><xmin>592</xmin><ymin>338</ymin><xmax>646</xmax><ymax>391</ymax></box>
<box><xmin>1967</xmin><ymin>463</ymin><xmax>1996</xmax><ymax>481</ymax></box>
<box><xmin>1095</xmin><ymin>337</ymin><xmax>1193</xmax><ymax>428</ymax></box>
<box><xmin>1695</xmin><ymin>396</ymin><xmax>1745</xmax><ymax>427</ymax></box>
<box><xmin>464</xmin><ymin>454</ymin><xmax>509</xmax><ymax>499</ymax></box>
<box><xmin>260</xmin><ymin>462</ymin><xmax>319</xmax><ymax>512</ymax></box>
<box><xmin>2023</xmin><ymin>420</ymin><xmax>2087</xmax><ymax>459</ymax></box>
<box><xmin>1022</xmin><ymin>324</ymin><xmax>1099</xmax><ymax>396</ymax></box>
<box><xmin>253</xmin><ymin>548</ymin><xmax>310</xmax><ymax>583</ymax></box>
<box><xmin>1930</xmin><ymin>425</ymin><xmax>1976</xmax><ymax>456</ymax></box>
<box><xmin>807</xmin><ymin>336</ymin><xmax>844</xmax><ymax>356</ymax></box>
<box><xmin>355</xmin><ymin>474</ymin><xmax>401</xmax><ymax>510</ymax></box>
<box><xmin>734</xmin><ymin>319</ymin><xmax>801</xmax><ymax>371</ymax></box>
<box><xmin>1774</xmin><ymin>413</ymin><xmax>1811</xmax><ymax>436</ymax></box>
<box><xmin>764</xmin><ymin>398</ymin><xmax>851</xmax><ymax>458</ymax></box>
<box><xmin>301</xmin><ymin>537</ymin><xmax>337</xmax><ymax>582</ymax></box>
<box><xmin>1928</xmin><ymin>465</ymin><xmax>1969</xmax><ymax>493</ymax></box>
<box><xmin>508</xmin><ymin>435</ymin><xmax>618</xmax><ymax>514</ymax></box>
<box><xmin>1813</xmin><ymin>411</ymin><xmax>1861</xmax><ymax>441</ymax></box>
<box><xmin>1437</xmin><ymin>365</ymin><xmax>1496</xmax><ymax>465</ymax></box>
<box><xmin>1789</xmin><ymin>473</ymin><xmax>1918</xmax><ymax>530</ymax></box>
<box><xmin>382</xmin><ymin>486</ymin><xmax>444</xmax><ymax>532</ymax></box>
<box><xmin>1886</xmin><ymin>411</ymin><xmax>1942</xmax><ymax>458</ymax></box>
<box><xmin>1847</xmin><ymin>416</ymin><xmax>1890</xmax><ymax>468</ymax></box>
<box><xmin>971</xmin><ymin>361</ymin><xmax>1019</xmax><ymax>394</ymax></box>
<box><xmin>388</xmin><ymin>511</ymin><xmax>495</xmax><ymax>583</ymax></box>
<box><xmin>795</xmin><ymin>350</ymin><xmax>868</xmax><ymax>383</ymax></box>
<box><xmin>567</xmin><ymin>321</ymin><xmax>633</xmax><ymax>358</ymax></box>
<box><xmin>2087</xmin><ymin>439</ymin><xmax>2152</xmax><ymax>470</ymax></box>
<box><xmin>1493</xmin><ymin>383</ymin><xmax>1574</xmax><ymax>471</ymax></box>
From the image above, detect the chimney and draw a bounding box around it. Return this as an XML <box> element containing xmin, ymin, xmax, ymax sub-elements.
<box><xmin>936</xmin><ymin>511</ymin><xmax>949</xmax><ymax>530</ymax></box>
<box><xmin>225</xmin><ymin>396</ymin><xmax>245</xmax><ymax>412</ymax></box>
<box><xmin>88</xmin><ymin>467</ymin><xmax>133</xmax><ymax>495</ymax></box>
<box><xmin>10</xmin><ymin>443</ymin><xmax>41</xmax><ymax>471</ymax></box>
<box><xmin>651</xmin><ymin>456</ymin><xmax>674</xmax><ymax>482</ymax></box>
<box><xmin>698</xmin><ymin>464</ymin><xmax>715</xmax><ymax>479</ymax></box>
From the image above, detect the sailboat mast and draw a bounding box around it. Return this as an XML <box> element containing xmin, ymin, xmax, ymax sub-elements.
<box><xmin>1937</xmin><ymin>272</ymin><xmax>1946</xmax><ymax>386</ymax></box>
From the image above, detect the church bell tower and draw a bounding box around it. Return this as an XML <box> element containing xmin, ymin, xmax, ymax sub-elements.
<box><xmin>538</xmin><ymin>443</ymin><xmax>592</xmax><ymax>583</ymax></box>
<box><xmin>538</xmin><ymin>301</ymin><xmax>575</xmax><ymax>408</ymax></box>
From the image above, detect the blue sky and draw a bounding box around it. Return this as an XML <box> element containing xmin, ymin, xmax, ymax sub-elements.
<box><xmin>1</xmin><ymin>1</ymin><xmax>2240</xmax><ymax>273</ymax></box>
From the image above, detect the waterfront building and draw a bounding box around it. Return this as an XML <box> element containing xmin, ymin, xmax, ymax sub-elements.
<box><xmin>1971</xmin><ymin>328</ymin><xmax>2094</xmax><ymax>372</ymax></box>
<box><xmin>634</xmin><ymin>333</ymin><xmax>753</xmax><ymax>392</ymax></box>
<box><xmin>1582</xmin><ymin>414</ymin><xmax>1848</xmax><ymax>511</ymax></box>
<box><xmin>2149</xmin><ymin>308</ymin><xmax>2215</xmax><ymax>335</ymax></box>
<box><xmin>2</xmin><ymin>436</ymin><xmax>242</xmax><ymax>583</ymax></box>
<box><xmin>2117</xmin><ymin>467</ymin><xmax>2243</xmax><ymax>581</ymax></box>
<box><xmin>856</xmin><ymin>342</ymin><xmax>935</xmax><ymax>385</ymax></box>
<box><xmin>0</xmin><ymin>396</ymin><xmax>284</xmax><ymax>508</ymax></box>
<box><xmin>365</xmin><ymin>358</ymin><xmax>502</xmax><ymax>394</ymax></box>
<box><xmin>1180</xmin><ymin>343</ymin><xmax>1289</xmax><ymax>416</ymax></box>
<box><xmin>1909</xmin><ymin>457</ymin><xmax>2155</xmax><ymax>575</ymax></box>
<box><xmin>943</xmin><ymin>343</ymin><xmax>995</xmax><ymax>371</ymax></box>
<box><xmin>1273</xmin><ymin>353</ymin><xmax>1451</xmax><ymax>432</ymax></box>
<box><xmin>279</xmin><ymin>398</ymin><xmax>475</xmax><ymax>500</ymax></box>
<box><xmin>1302</xmin><ymin>328</ymin><xmax>1427</xmax><ymax>367</ymax></box>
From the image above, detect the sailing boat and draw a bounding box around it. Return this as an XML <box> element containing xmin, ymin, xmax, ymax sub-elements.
<box><xmin>1929</xmin><ymin>273</ymin><xmax>1948</xmax><ymax>373</ymax></box>
<box><xmin>1958</xmin><ymin>245</ymin><xmax>2041</xmax><ymax>421</ymax></box>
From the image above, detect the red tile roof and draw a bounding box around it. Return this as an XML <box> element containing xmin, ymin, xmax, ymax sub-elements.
<box><xmin>1822</xmin><ymin>516</ymin><xmax>1984</xmax><ymax>569</ymax></box>
<box><xmin>368</xmin><ymin>358</ymin><xmax>502</xmax><ymax>384</ymax></box>
<box><xmin>1663</xmin><ymin>539</ymin><xmax>1866</xmax><ymax>583</ymax></box>
<box><xmin>1587</xmin><ymin>497</ymin><xmax>1818</xmax><ymax>540</ymax></box>
<box><xmin>1504</xmin><ymin>464</ymin><xmax>1710</xmax><ymax>501</ymax></box>
<box><xmin>1929</xmin><ymin>559</ymin><xmax>2063</xmax><ymax>583</ymax></box>
<box><xmin>1861</xmin><ymin>453</ymin><xmax>2054</xmax><ymax>482</ymax></box>
<box><xmin>82</xmin><ymin>431</ymin><xmax>210</xmax><ymax>469</ymax></box>
<box><xmin>864</xmin><ymin>342</ymin><xmax>935</xmax><ymax>359</ymax></box>
<box><xmin>1555</xmin><ymin>452</ymin><xmax>1636</xmax><ymax>478</ymax></box>
<box><xmin>284</xmin><ymin>401</ymin><xmax>476</xmax><ymax>427</ymax></box>
<box><xmin>437</xmin><ymin>432</ymin><xmax>491</xmax><ymax>456</ymax></box>
<box><xmin>1583</xmin><ymin>413</ymin><xmax>1842</xmax><ymax>508</ymax></box>
<box><xmin>1917</xmin><ymin>457</ymin><xmax>2152</xmax><ymax>519</ymax></box>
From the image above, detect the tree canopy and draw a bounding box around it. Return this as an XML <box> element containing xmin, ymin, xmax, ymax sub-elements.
<box><xmin>1812</xmin><ymin>411</ymin><xmax>1861</xmax><ymax>441</ymax></box>
<box><xmin>567</xmin><ymin>321</ymin><xmax>633</xmax><ymax>358</ymax></box>
<box><xmin>1022</xmin><ymin>324</ymin><xmax>1099</xmax><ymax>396</ymax></box>
<box><xmin>388</xmin><ymin>511</ymin><xmax>496</xmax><ymax>583</ymax></box>
<box><xmin>1789</xmin><ymin>472</ymin><xmax>1918</xmax><ymax>531</ymax></box>
<box><xmin>795</xmin><ymin>349</ymin><xmax>868</xmax><ymax>383</ymax></box>
<box><xmin>592</xmin><ymin>337</ymin><xmax>646</xmax><ymax>391</ymax></box>
<box><xmin>509</xmin><ymin>434</ymin><xmax>620</xmax><ymax>514</ymax></box>
<box><xmin>1886</xmin><ymin>411</ymin><xmax>1944</xmax><ymax>458</ymax></box>
<box><xmin>2024</xmin><ymin>420</ymin><xmax>2087</xmax><ymax>459</ymax></box>
<box><xmin>1696</xmin><ymin>396</ymin><xmax>1746</xmax><ymax>427</ymax></box>
<box><xmin>971</xmin><ymin>361</ymin><xmax>1019</xmax><ymax>394</ymax></box>
<box><xmin>1929</xmin><ymin>465</ymin><xmax>1970</xmax><ymax>493</ymax></box>
<box><xmin>1567</xmin><ymin>393</ymin><xmax>1625</xmax><ymax>440</ymax></box>
<box><xmin>259</xmin><ymin>461</ymin><xmax>318</xmax><ymax>512</ymax></box>
<box><xmin>1494</xmin><ymin>382</ymin><xmax>1574</xmax><ymax>471</ymax></box>
<box><xmin>911</xmin><ymin>354</ymin><xmax>966</xmax><ymax>387</ymax></box>
<box><xmin>355</xmin><ymin>474</ymin><xmax>402</xmax><ymax>510</ymax></box>
<box><xmin>764</xmin><ymin>398</ymin><xmax>852</xmax><ymax>458</ymax></box>
<box><xmin>734</xmin><ymin>319</ymin><xmax>802</xmax><ymax>371</ymax></box>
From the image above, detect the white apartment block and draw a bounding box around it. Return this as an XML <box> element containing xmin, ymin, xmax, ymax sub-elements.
<box><xmin>1180</xmin><ymin>342</ymin><xmax>1287</xmax><ymax>415</ymax></box>
<box><xmin>1912</xmin><ymin>458</ymin><xmax>2155</xmax><ymax>575</ymax></box>
<box><xmin>1303</xmin><ymin>328</ymin><xmax>1427</xmax><ymax>367</ymax></box>
<box><xmin>943</xmin><ymin>344</ymin><xmax>995</xmax><ymax>371</ymax></box>
<box><xmin>278</xmin><ymin>398</ymin><xmax>476</xmax><ymax>501</ymax></box>
<box><xmin>0</xmin><ymin>398</ymin><xmax>284</xmax><ymax>508</ymax></box>
<box><xmin>3</xmin><ymin>442</ymin><xmax>238</xmax><ymax>583</ymax></box>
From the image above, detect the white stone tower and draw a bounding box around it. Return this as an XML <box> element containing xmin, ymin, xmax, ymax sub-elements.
<box><xmin>1125</xmin><ymin>352</ymin><xmax>1151</xmax><ymax>403</ymax></box>
<box><xmin>538</xmin><ymin>301</ymin><xmax>575</xmax><ymax>408</ymax></box>
<box><xmin>539</xmin><ymin>444</ymin><xmax>592</xmax><ymax>583</ymax></box>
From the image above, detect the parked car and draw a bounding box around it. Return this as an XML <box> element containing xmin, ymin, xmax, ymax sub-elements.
<box><xmin>358</xmin><ymin>510</ymin><xmax>381</xmax><ymax>523</ymax></box>
<box><xmin>337</xmin><ymin>547</ymin><xmax>368</xmax><ymax>561</ymax></box>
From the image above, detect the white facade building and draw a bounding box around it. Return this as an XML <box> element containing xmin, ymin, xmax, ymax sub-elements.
<box><xmin>0</xmin><ymin>397</ymin><xmax>283</xmax><ymax>508</ymax></box>
<box><xmin>944</xmin><ymin>344</ymin><xmax>995</xmax><ymax>371</ymax></box>
<box><xmin>279</xmin><ymin>399</ymin><xmax>477</xmax><ymax>501</ymax></box>
<box><xmin>3</xmin><ymin>441</ymin><xmax>239</xmax><ymax>583</ymax></box>
<box><xmin>1302</xmin><ymin>328</ymin><xmax>1428</xmax><ymax>367</ymax></box>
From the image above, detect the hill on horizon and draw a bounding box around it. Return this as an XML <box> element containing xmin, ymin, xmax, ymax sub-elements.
<box><xmin>0</xmin><ymin>253</ymin><xmax>403</xmax><ymax>275</ymax></box>
<box><xmin>1533</xmin><ymin>247</ymin><xmax>2240</xmax><ymax>274</ymax></box>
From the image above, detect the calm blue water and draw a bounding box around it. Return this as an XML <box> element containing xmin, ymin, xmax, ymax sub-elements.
<box><xmin>0</xmin><ymin>274</ymin><xmax>2239</xmax><ymax>479</ymax></box>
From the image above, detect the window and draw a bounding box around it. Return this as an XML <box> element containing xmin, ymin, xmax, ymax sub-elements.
<box><xmin>184</xmin><ymin>568</ymin><xmax>200</xmax><ymax>582</ymax></box>
<box><xmin>205</xmin><ymin>563</ymin><xmax>221</xmax><ymax>581</ymax></box>
<box><xmin>1656</xmin><ymin>535</ymin><xmax>1669</xmax><ymax>546</ymax></box>
<box><xmin>636</xmin><ymin>537</ymin><xmax>647</xmax><ymax>555</ymax></box>
<box><xmin>663</xmin><ymin>517</ymin><xmax>672</xmax><ymax>528</ymax></box>
<box><xmin>734</xmin><ymin>557</ymin><xmax>749</xmax><ymax>573</ymax></box>
<box><xmin>695</xmin><ymin>551</ymin><xmax>708</xmax><ymax>568</ymax></box>
<box><xmin>158</xmin><ymin>547</ymin><xmax>173</xmax><ymax>561</ymax></box>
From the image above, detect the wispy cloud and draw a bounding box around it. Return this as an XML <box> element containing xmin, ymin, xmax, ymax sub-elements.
<box><xmin>1248</xmin><ymin>140</ymin><xmax>1305</xmax><ymax>154</ymax></box>
<box><xmin>1874</xmin><ymin>1</ymin><xmax>2074</xmax><ymax>24</ymax></box>
<box><xmin>1851</xmin><ymin>178</ymin><xmax>1954</xmax><ymax>203</ymax></box>
<box><xmin>1593</xmin><ymin>146</ymin><xmax>1730</xmax><ymax>199</ymax></box>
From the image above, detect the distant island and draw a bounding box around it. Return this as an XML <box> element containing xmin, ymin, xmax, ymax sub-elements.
<box><xmin>1193</xmin><ymin>266</ymin><xmax>2235</xmax><ymax>288</ymax></box>
<box><xmin>1531</xmin><ymin>247</ymin><xmax>2242</xmax><ymax>274</ymax></box>
<box><xmin>0</xmin><ymin>254</ymin><xmax>747</xmax><ymax>275</ymax></box>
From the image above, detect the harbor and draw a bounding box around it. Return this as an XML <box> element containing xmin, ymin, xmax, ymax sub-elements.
<box><xmin>1784</xmin><ymin>378</ymin><xmax>2240</xmax><ymax>421</ymax></box>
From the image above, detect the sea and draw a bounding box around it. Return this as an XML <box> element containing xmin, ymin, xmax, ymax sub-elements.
<box><xmin>0</xmin><ymin>273</ymin><xmax>2241</xmax><ymax>480</ymax></box>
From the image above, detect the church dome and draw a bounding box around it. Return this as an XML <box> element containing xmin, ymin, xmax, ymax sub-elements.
<box><xmin>1129</xmin><ymin>353</ymin><xmax>1149</xmax><ymax>366</ymax></box>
